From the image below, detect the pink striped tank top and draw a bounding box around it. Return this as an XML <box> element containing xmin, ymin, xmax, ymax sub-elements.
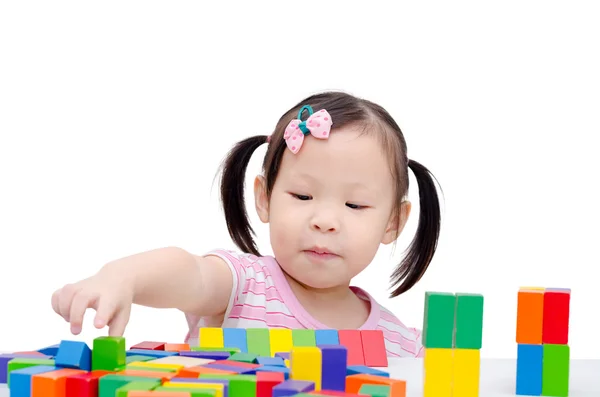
<box><xmin>184</xmin><ymin>249</ymin><xmax>424</xmax><ymax>358</ymax></box>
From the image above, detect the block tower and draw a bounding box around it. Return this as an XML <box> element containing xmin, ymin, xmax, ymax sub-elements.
<box><xmin>422</xmin><ymin>291</ymin><xmax>484</xmax><ymax>397</ymax></box>
<box><xmin>516</xmin><ymin>287</ymin><xmax>571</xmax><ymax>396</ymax></box>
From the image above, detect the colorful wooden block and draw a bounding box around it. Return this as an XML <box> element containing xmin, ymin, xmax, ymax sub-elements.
<box><xmin>54</xmin><ymin>340</ymin><xmax>92</xmax><ymax>371</ymax></box>
<box><xmin>315</xmin><ymin>329</ymin><xmax>339</xmax><ymax>345</ymax></box>
<box><xmin>345</xmin><ymin>374</ymin><xmax>406</xmax><ymax>397</ymax></box>
<box><xmin>257</xmin><ymin>371</ymin><xmax>286</xmax><ymax>397</ymax></box>
<box><xmin>454</xmin><ymin>293</ymin><xmax>484</xmax><ymax>349</ymax></box>
<box><xmin>114</xmin><ymin>379</ymin><xmax>161</xmax><ymax>396</ymax></box>
<box><xmin>422</xmin><ymin>292</ymin><xmax>455</xmax><ymax>348</ymax></box>
<box><xmin>542</xmin><ymin>344</ymin><xmax>570</xmax><ymax>397</ymax></box>
<box><xmin>359</xmin><ymin>384</ymin><xmax>391</xmax><ymax>397</ymax></box>
<box><xmin>272</xmin><ymin>379</ymin><xmax>315</xmax><ymax>397</ymax></box>
<box><xmin>223</xmin><ymin>328</ymin><xmax>248</xmax><ymax>353</ymax></box>
<box><xmin>453</xmin><ymin>348</ymin><xmax>480</xmax><ymax>397</ymax></box>
<box><xmin>199</xmin><ymin>328</ymin><xmax>224</xmax><ymax>348</ymax></box>
<box><xmin>246</xmin><ymin>329</ymin><xmax>271</xmax><ymax>357</ymax></box>
<box><xmin>30</xmin><ymin>368</ymin><xmax>87</xmax><ymax>397</ymax></box>
<box><xmin>92</xmin><ymin>336</ymin><xmax>126</xmax><ymax>371</ymax></box>
<box><xmin>319</xmin><ymin>345</ymin><xmax>347</xmax><ymax>392</ymax></box>
<box><xmin>346</xmin><ymin>365</ymin><xmax>389</xmax><ymax>377</ymax></box>
<box><xmin>542</xmin><ymin>289</ymin><xmax>570</xmax><ymax>344</ymax></box>
<box><xmin>228</xmin><ymin>352</ymin><xmax>258</xmax><ymax>363</ymax></box>
<box><xmin>337</xmin><ymin>330</ymin><xmax>365</xmax><ymax>366</ymax></box>
<box><xmin>290</xmin><ymin>346</ymin><xmax>322</xmax><ymax>390</ymax></box>
<box><xmin>8</xmin><ymin>365</ymin><xmax>57</xmax><ymax>397</ymax></box>
<box><xmin>359</xmin><ymin>330</ymin><xmax>387</xmax><ymax>367</ymax></box>
<box><xmin>0</xmin><ymin>354</ymin><xmax>53</xmax><ymax>384</ymax></box>
<box><xmin>130</xmin><ymin>341</ymin><xmax>166</xmax><ymax>350</ymax></box>
<box><xmin>292</xmin><ymin>329</ymin><xmax>316</xmax><ymax>347</ymax></box>
<box><xmin>423</xmin><ymin>348</ymin><xmax>452</xmax><ymax>397</ymax></box>
<box><xmin>270</xmin><ymin>329</ymin><xmax>293</xmax><ymax>356</ymax></box>
<box><xmin>516</xmin><ymin>287</ymin><xmax>544</xmax><ymax>344</ymax></box>
<box><xmin>516</xmin><ymin>343</ymin><xmax>543</xmax><ymax>396</ymax></box>
<box><xmin>165</xmin><ymin>343</ymin><xmax>191</xmax><ymax>352</ymax></box>
<box><xmin>6</xmin><ymin>357</ymin><xmax>56</xmax><ymax>387</ymax></box>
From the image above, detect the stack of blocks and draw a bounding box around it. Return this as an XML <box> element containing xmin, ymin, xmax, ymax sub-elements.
<box><xmin>0</xmin><ymin>328</ymin><xmax>407</xmax><ymax>397</ymax></box>
<box><xmin>422</xmin><ymin>292</ymin><xmax>484</xmax><ymax>397</ymax></box>
<box><xmin>516</xmin><ymin>287</ymin><xmax>571</xmax><ymax>396</ymax></box>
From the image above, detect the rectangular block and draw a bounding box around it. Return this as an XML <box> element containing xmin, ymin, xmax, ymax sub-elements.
<box><xmin>223</xmin><ymin>328</ymin><xmax>248</xmax><ymax>353</ymax></box>
<box><xmin>422</xmin><ymin>292</ymin><xmax>455</xmax><ymax>348</ymax></box>
<box><xmin>272</xmin><ymin>379</ymin><xmax>315</xmax><ymax>397</ymax></box>
<box><xmin>542</xmin><ymin>289</ymin><xmax>570</xmax><ymax>344</ymax></box>
<box><xmin>115</xmin><ymin>379</ymin><xmax>161</xmax><ymax>396</ymax></box>
<box><xmin>257</xmin><ymin>356</ymin><xmax>285</xmax><ymax>367</ymax></box>
<box><xmin>345</xmin><ymin>374</ymin><xmax>406</xmax><ymax>397</ymax></box>
<box><xmin>516</xmin><ymin>288</ymin><xmax>544</xmax><ymax>344</ymax></box>
<box><xmin>161</xmin><ymin>381</ymin><xmax>225</xmax><ymax>397</ymax></box>
<box><xmin>126</xmin><ymin>349</ymin><xmax>178</xmax><ymax>358</ymax></box>
<box><xmin>292</xmin><ymin>329</ymin><xmax>316</xmax><ymax>347</ymax></box>
<box><xmin>423</xmin><ymin>348</ymin><xmax>452</xmax><ymax>397</ymax></box>
<box><xmin>358</xmin><ymin>384</ymin><xmax>391</xmax><ymax>397</ymax></box>
<box><xmin>290</xmin><ymin>347</ymin><xmax>322</xmax><ymax>390</ymax></box>
<box><xmin>246</xmin><ymin>328</ymin><xmax>271</xmax><ymax>357</ymax></box>
<box><xmin>200</xmin><ymin>328</ymin><xmax>224</xmax><ymax>348</ymax></box>
<box><xmin>228</xmin><ymin>352</ymin><xmax>258</xmax><ymax>363</ymax></box>
<box><xmin>360</xmin><ymin>330</ymin><xmax>388</xmax><ymax>367</ymax></box>
<box><xmin>542</xmin><ymin>344</ymin><xmax>569</xmax><ymax>397</ymax></box>
<box><xmin>315</xmin><ymin>329</ymin><xmax>339</xmax><ymax>345</ymax></box>
<box><xmin>54</xmin><ymin>340</ymin><xmax>92</xmax><ymax>371</ymax></box>
<box><xmin>165</xmin><ymin>343</ymin><xmax>190</xmax><ymax>352</ymax></box>
<box><xmin>31</xmin><ymin>368</ymin><xmax>87</xmax><ymax>397</ymax></box>
<box><xmin>516</xmin><ymin>343</ymin><xmax>543</xmax><ymax>396</ymax></box>
<box><xmin>453</xmin><ymin>348</ymin><xmax>480</xmax><ymax>397</ymax></box>
<box><xmin>65</xmin><ymin>370</ymin><xmax>113</xmax><ymax>397</ymax></box>
<box><xmin>270</xmin><ymin>329</ymin><xmax>293</xmax><ymax>356</ymax></box>
<box><xmin>257</xmin><ymin>371</ymin><xmax>285</xmax><ymax>397</ymax></box>
<box><xmin>338</xmin><ymin>330</ymin><xmax>365</xmax><ymax>366</ymax></box>
<box><xmin>454</xmin><ymin>293</ymin><xmax>484</xmax><ymax>349</ymax></box>
<box><xmin>130</xmin><ymin>341</ymin><xmax>166</xmax><ymax>350</ymax></box>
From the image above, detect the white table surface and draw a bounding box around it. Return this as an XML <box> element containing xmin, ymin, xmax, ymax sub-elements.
<box><xmin>0</xmin><ymin>357</ymin><xmax>598</xmax><ymax>396</ymax></box>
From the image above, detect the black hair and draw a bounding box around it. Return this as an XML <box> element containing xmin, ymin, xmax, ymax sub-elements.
<box><xmin>218</xmin><ymin>91</ymin><xmax>442</xmax><ymax>297</ymax></box>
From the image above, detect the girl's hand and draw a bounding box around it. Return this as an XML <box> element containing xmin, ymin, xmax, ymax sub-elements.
<box><xmin>51</xmin><ymin>268</ymin><xmax>134</xmax><ymax>337</ymax></box>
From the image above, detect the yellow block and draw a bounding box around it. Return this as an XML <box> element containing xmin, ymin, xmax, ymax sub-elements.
<box><xmin>199</xmin><ymin>327</ymin><xmax>224</xmax><ymax>348</ymax></box>
<box><xmin>162</xmin><ymin>381</ymin><xmax>224</xmax><ymax>397</ymax></box>
<box><xmin>126</xmin><ymin>361</ymin><xmax>183</xmax><ymax>370</ymax></box>
<box><xmin>453</xmin><ymin>348</ymin><xmax>480</xmax><ymax>397</ymax></box>
<box><xmin>290</xmin><ymin>347</ymin><xmax>322</xmax><ymax>390</ymax></box>
<box><xmin>270</xmin><ymin>328</ymin><xmax>293</xmax><ymax>357</ymax></box>
<box><xmin>423</xmin><ymin>348</ymin><xmax>453</xmax><ymax>397</ymax></box>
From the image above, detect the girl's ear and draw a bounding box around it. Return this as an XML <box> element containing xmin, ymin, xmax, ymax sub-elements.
<box><xmin>254</xmin><ymin>175</ymin><xmax>269</xmax><ymax>223</ymax></box>
<box><xmin>382</xmin><ymin>201</ymin><xmax>411</xmax><ymax>244</ymax></box>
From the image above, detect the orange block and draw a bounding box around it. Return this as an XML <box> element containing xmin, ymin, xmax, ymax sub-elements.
<box><xmin>31</xmin><ymin>368</ymin><xmax>87</xmax><ymax>397</ymax></box>
<box><xmin>516</xmin><ymin>287</ymin><xmax>544</xmax><ymax>344</ymax></box>
<box><xmin>176</xmin><ymin>366</ymin><xmax>236</xmax><ymax>378</ymax></box>
<box><xmin>164</xmin><ymin>343</ymin><xmax>191</xmax><ymax>352</ymax></box>
<box><xmin>128</xmin><ymin>392</ymin><xmax>191</xmax><ymax>397</ymax></box>
<box><xmin>345</xmin><ymin>374</ymin><xmax>406</xmax><ymax>397</ymax></box>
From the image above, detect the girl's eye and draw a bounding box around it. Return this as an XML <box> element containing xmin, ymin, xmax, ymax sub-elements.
<box><xmin>346</xmin><ymin>203</ymin><xmax>365</xmax><ymax>210</ymax></box>
<box><xmin>293</xmin><ymin>194</ymin><xmax>311</xmax><ymax>200</ymax></box>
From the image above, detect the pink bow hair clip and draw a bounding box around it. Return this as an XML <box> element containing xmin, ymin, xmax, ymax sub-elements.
<box><xmin>283</xmin><ymin>105</ymin><xmax>333</xmax><ymax>154</ymax></box>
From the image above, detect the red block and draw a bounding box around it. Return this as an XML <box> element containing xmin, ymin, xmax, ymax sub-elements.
<box><xmin>360</xmin><ymin>330</ymin><xmax>388</xmax><ymax>367</ymax></box>
<box><xmin>542</xmin><ymin>288</ymin><xmax>570</xmax><ymax>344</ymax></box>
<box><xmin>130</xmin><ymin>341</ymin><xmax>166</xmax><ymax>350</ymax></box>
<box><xmin>257</xmin><ymin>371</ymin><xmax>285</xmax><ymax>397</ymax></box>
<box><xmin>65</xmin><ymin>370</ymin><xmax>112</xmax><ymax>397</ymax></box>
<box><xmin>338</xmin><ymin>330</ymin><xmax>365</xmax><ymax>366</ymax></box>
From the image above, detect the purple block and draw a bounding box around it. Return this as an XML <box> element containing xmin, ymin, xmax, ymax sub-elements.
<box><xmin>179</xmin><ymin>350</ymin><xmax>230</xmax><ymax>360</ymax></box>
<box><xmin>319</xmin><ymin>344</ymin><xmax>347</xmax><ymax>391</ymax></box>
<box><xmin>272</xmin><ymin>379</ymin><xmax>315</xmax><ymax>397</ymax></box>
<box><xmin>275</xmin><ymin>352</ymin><xmax>290</xmax><ymax>360</ymax></box>
<box><xmin>0</xmin><ymin>353</ymin><xmax>52</xmax><ymax>384</ymax></box>
<box><xmin>170</xmin><ymin>378</ymin><xmax>229</xmax><ymax>397</ymax></box>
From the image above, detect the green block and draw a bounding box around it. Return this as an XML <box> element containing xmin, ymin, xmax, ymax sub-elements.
<box><xmin>115</xmin><ymin>380</ymin><xmax>160</xmax><ymax>397</ymax></box>
<box><xmin>93</xmin><ymin>336</ymin><xmax>126</xmax><ymax>371</ymax></box>
<box><xmin>454</xmin><ymin>293</ymin><xmax>484</xmax><ymax>349</ymax></box>
<box><xmin>154</xmin><ymin>385</ymin><xmax>217</xmax><ymax>397</ymax></box>
<box><xmin>229</xmin><ymin>352</ymin><xmax>258</xmax><ymax>363</ymax></box>
<box><xmin>6</xmin><ymin>358</ymin><xmax>55</xmax><ymax>387</ymax></box>
<box><xmin>198</xmin><ymin>374</ymin><xmax>257</xmax><ymax>397</ymax></box>
<box><xmin>359</xmin><ymin>384</ymin><xmax>391</xmax><ymax>397</ymax></box>
<box><xmin>292</xmin><ymin>329</ymin><xmax>316</xmax><ymax>346</ymax></box>
<box><xmin>542</xmin><ymin>344</ymin><xmax>570</xmax><ymax>397</ymax></box>
<box><xmin>246</xmin><ymin>328</ymin><xmax>271</xmax><ymax>356</ymax></box>
<box><xmin>99</xmin><ymin>375</ymin><xmax>161</xmax><ymax>397</ymax></box>
<box><xmin>191</xmin><ymin>346</ymin><xmax>240</xmax><ymax>354</ymax></box>
<box><xmin>422</xmin><ymin>291</ymin><xmax>456</xmax><ymax>348</ymax></box>
<box><xmin>126</xmin><ymin>354</ymin><xmax>155</xmax><ymax>363</ymax></box>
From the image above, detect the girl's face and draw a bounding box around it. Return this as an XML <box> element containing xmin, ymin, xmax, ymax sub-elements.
<box><xmin>254</xmin><ymin>125</ymin><xmax>411</xmax><ymax>290</ymax></box>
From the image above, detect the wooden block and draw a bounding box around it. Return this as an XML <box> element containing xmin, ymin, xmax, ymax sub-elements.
<box><xmin>542</xmin><ymin>344</ymin><xmax>570</xmax><ymax>397</ymax></box>
<box><xmin>516</xmin><ymin>287</ymin><xmax>544</xmax><ymax>344</ymax></box>
<box><xmin>5</xmin><ymin>357</ymin><xmax>55</xmax><ymax>386</ymax></box>
<box><xmin>516</xmin><ymin>344</ymin><xmax>543</xmax><ymax>396</ymax></box>
<box><xmin>338</xmin><ymin>330</ymin><xmax>365</xmax><ymax>366</ymax></box>
<box><xmin>183</xmin><ymin>351</ymin><xmax>230</xmax><ymax>360</ymax></box>
<box><xmin>127</xmin><ymin>349</ymin><xmax>178</xmax><ymax>358</ymax></box>
<box><xmin>292</xmin><ymin>329</ymin><xmax>316</xmax><ymax>347</ymax></box>
<box><xmin>422</xmin><ymin>292</ymin><xmax>455</xmax><ymax>348</ymax></box>
<box><xmin>223</xmin><ymin>328</ymin><xmax>248</xmax><ymax>353</ymax></box>
<box><xmin>199</xmin><ymin>328</ymin><xmax>224</xmax><ymax>348</ymax></box>
<box><xmin>359</xmin><ymin>330</ymin><xmax>388</xmax><ymax>367</ymax></box>
<box><xmin>272</xmin><ymin>379</ymin><xmax>315</xmax><ymax>397</ymax></box>
<box><xmin>128</xmin><ymin>392</ymin><xmax>192</xmax><ymax>397</ymax></box>
<box><xmin>542</xmin><ymin>288</ymin><xmax>570</xmax><ymax>344</ymax></box>
<box><xmin>218</xmin><ymin>360</ymin><xmax>260</xmax><ymax>369</ymax></box>
<box><xmin>197</xmin><ymin>374</ymin><xmax>258</xmax><ymax>397</ymax></box>
<box><xmin>165</xmin><ymin>344</ymin><xmax>190</xmax><ymax>352</ymax></box>
<box><xmin>93</xmin><ymin>336</ymin><xmax>126</xmax><ymax>371</ymax></box>
<box><xmin>270</xmin><ymin>328</ymin><xmax>293</xmax><ymax>356</ymax></box>
<box><xmin>145</xmin><ymin>356</ymin><xmax>214</xmax><ymax>368</ymax></box>
<box><xmin>118</xmin><ymin>369</ymin><xmax>178</xmax><ymax>382</ymax></box>
<box><xmin>162</xmin><ymin>381</ymin><xmax>225</xmax><ymax>397</ymax></box>
<box><xmin>31</xmin><ymin>368</ymin><xmax>87</xmax><ymax>397</ymax></box>
<box><xmin>290</xmin><ymin>347</ymin><xmax>322</xmax><ymax>390</ymax></box>
<box><xmin>320</xmin><ymin>345</ymin><xmax>347</xmax><ymax>392</ymax></box>
<box><xmin>65</xmin><ymin>370</ymin><xmax>113</xmax><ymax>397</ymax></box>
<box><xmin>358</xmin><ymin>384</ymin><xmax>391</xmax><ymax>397</ymax></box>
<box><xmin>114</xmin><ymin>379</ymin><xmax>160</xmax><ymax>395</ymax></box>
<box><xmin>345</xmin><ymin>374</ymin><xmax>406</xmax><ymax>397</ymax></box>
<box><xmin>255</xmin><ymin>365</ymin><xmax>290</xmax><ymax>379</ymax></box>
<box><xmin>130</xmin><ymin>341</ymin><xmax>166</xmax><ymax>350</ymax></box>
<box><xmin>176</xmin><ymin>366</ymin><xmax>236</xmax><ymax>378</ymax></box>
<box><xmin>453</xmin><ymin>348</ymin><xmax>480</xmax><ymax>397</ymax></box>
<box><xmin>256</xmin><ymin>371</ymin><xmax>285</xmax><ymax>397</ymax></box>
<box><xmin>256</xmin><ymin>356</ymin><xmax>285</xmax><ymax>367</ymax></box>
<box><xmin>246</xmin><ymin>328</ymin><xmax>271</xmax><ymax>357</ymax></box>
<box><xmin>228</xmin><ymin>352</ymin><xmax>258</xmax><ymax>363</ymax></box>
<box><xmin>346</xmin><ymin>365</ymin><xmax>389</xmax><ymax>377</ymax></box>
<box><xmin>8</xmin><ymin>365</ymin><xmax>56</xmax><ymax>397</ymax></box>
<box><xmin>315</xmin><ymin>330</ymin><xmax>339</xmax><ymax>345</ymax></box>
<box><xmin>127</xmin><ymin>360</ymin><xmax>184</xmax><ymax>371</ymax></box>
<box><xmin>455</xmin><ymin>294</ymin><xmax>484</xmax><ymax>349</ymax></box>
<box><xmin>423</xmin><ymin>348</ymin><xmax>452</xmax><ymax>397</ymax></box>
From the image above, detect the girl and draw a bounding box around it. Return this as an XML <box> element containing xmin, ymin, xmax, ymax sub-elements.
<box><xmin>51</xmin><ymin>91</ymin><xmax>442</xmax><ymax>358</ymax></box>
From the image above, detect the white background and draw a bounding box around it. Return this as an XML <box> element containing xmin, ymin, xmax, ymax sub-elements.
<box><xmin>1</xmin><ymin>1</ymin><xmax>598</xmax><ymax>359</ymax></box>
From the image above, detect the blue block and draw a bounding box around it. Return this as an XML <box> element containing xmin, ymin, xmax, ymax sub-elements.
<box><xmin>256</xmin><ymin>356</ymin><xmax>285</xmax><ymax>367</ymax></box>
<box><xmin>36</xmin><ymin>344</ymin><xmax>59</xmax><ymax>356</ymax></box>
<box><xmin>126</xmin><ymin>349</ymin><xmax>178</xmax><ymax>358</ymax></box>
<box><xmin>10</xmin><ymin>365</ymin><xmax>56</xmax><ymax>397</ymax></box>
<box><xmin>347</xmin><ymin>365</ymin><xmax>389</xmax><ymax>377</ymax></box>
<box><xmin>320</xmin><ymin>345</ymin><xmax>347</xmax><ymax>391</ymax></box>
<box><xmin>272</xmin><ymin>379</ymin><xmax>314</xmax><ymax>397</ymax></box>
<box><xmin>55</xmin><ymin>340</ymin><xmax>92</xmax><ymax>371</ymax></box>
<box><xmin>223</xmin><ymin>328</ymin><xmax>248</xmax><ymax>353</ymax></box>
<box><xmin>516</xmin><ymin>344</ymin><xmax>543</xmax><ymax>396</ymax></box>
<box><xmin>255</xmin><ymin>365</ymin><xmax>290</xmax><ymax>379</ymax></box>
<box><xmin>316</xmin><ymin>330</ymin><xmax>339</xmax><ymax>345</ymax></box>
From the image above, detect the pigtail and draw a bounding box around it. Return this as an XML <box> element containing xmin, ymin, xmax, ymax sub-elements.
<box><xmin>390</xmin><ymin>159</ymin><xmax>442</xmax><ymax>297</ymax></box>
<box><xmin>219</xmin><ymin>135</ymin><xmax>269</xmax><ymax>256</ymax></box>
